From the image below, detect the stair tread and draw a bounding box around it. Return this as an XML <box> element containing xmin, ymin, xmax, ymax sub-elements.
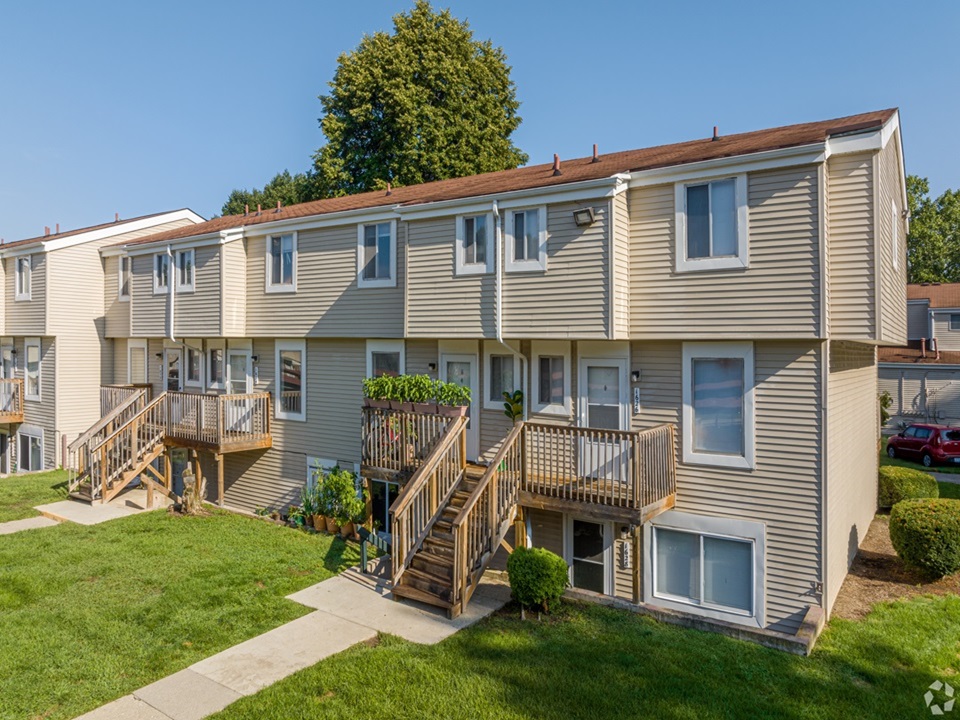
<box><xmin>403</xmin><ymin>565</ymin><xmax>453</xmax><ymax>587</ymax></box>
<box><xmin>392</xmin><ymin>584</ymin><xmax>454</xmax><ymax>610</ymax></box>
<box><xmin>414</xmin><ymin>550</ymin><xmax>453</xmax><ymax>567</ymax></box>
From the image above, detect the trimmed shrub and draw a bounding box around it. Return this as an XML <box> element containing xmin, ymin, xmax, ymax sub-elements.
<box><xmin>507</xmin><ymin>546</ymin><xmax>569</xmax><ymax>613</ymax></box>
<box><xmin>889</xmin><ymin>499</ymin><xmax>960</xmax><ymax>577</ymax></box>
<box><xmin>878</xmin><ymin>466</ymin><xmax>938</xmax><ymax>509</ymax></box>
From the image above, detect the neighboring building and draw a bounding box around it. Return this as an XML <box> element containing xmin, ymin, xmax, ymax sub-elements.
<box><xmin>0</xmin><ymin>209</ymin><xmax>204</xmax><ymax>472</ymax></box>
<box><xmin>879</xmin><ymin>282</ymin><xmax>960</xmax><ymax>431</ymax></box>
<box><xmin>73</xmin><ymin>108</ymin><xmax>904</xmax><ymax>638</ymax></box>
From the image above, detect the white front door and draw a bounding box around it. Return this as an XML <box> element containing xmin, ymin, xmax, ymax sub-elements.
<box><xmin>578</xmin><ymin>357</ymin><xmax>629</xmax><ymax>481</ymax></box>
<box><xmin>441</xmin><ymin>353</ymin><xmax>479</xmax><ymax>461</ymax></box>
<box><xmin>225</xmin><ymin>350</ymin><xmax>253</xmax><ymax>431</ymax></box>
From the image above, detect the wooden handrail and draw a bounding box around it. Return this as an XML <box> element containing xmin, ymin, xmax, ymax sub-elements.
<box><xmin>69</xmin><ymin>388</ymin><xmax>146</xmax><ymax>453</ymax></box>
<box><xmin>389</xmin><ymin>415</ymin><xmax>467</xmax><ymax>517</ymax></box>
<box><xmin>0</xmin><ymin>378</ymin><xmax>23</xmax><ymax>418</ymax></box>
<box><xmin>452</xmin><ymin>422</ymin><xmax>523</xmax><ymax>528</ymax></box>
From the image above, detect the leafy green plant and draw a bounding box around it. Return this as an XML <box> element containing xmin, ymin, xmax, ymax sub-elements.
<box><xmin>889</xmin><ymin>499</ymin><xmax>960</xmax><ymax>577</ymax></box>
<box><xmin>321</xmin><ymin>466</ymin><xmax>367</xmax><ymax>526</ymax></box>
<box><xmin>407</xmin><ymin>374</ymin><xmax>435</xmax><ymax>404</ymax></box>
<box><xmin>362</xmin><ymin>377</ymin><xmax>382</xmax><ymax>400</ymax></box>
<box><xmin>503</xmin><ymin>389</ymin><xmax>523</xmax><ymax>424</ymax></box>
<box><xmin>878</xmin><ymin>466</ymin><xmax>938</xmax><ymax>509</ymax></box>
<box><xmin>507</xmin><ymin>546</ymin><xmax>569</xmax><ymax>615</ymax></box>
<box><xmin>287</xmin><ymin>505</ymin><xmax>306</xmax><ymax>528</ymax></box>
<box><xmin>435</xmin><ymin>380</ymin><xmax>471</xmax><ymax>407</ymax></box>
<box><xmin>300</xmin><ymin>484</ymin><xmax>317</xmax><ymax>518</ymax></box>
<box><xmin>879</xmin><ymin>391</ymin><xmax>893</xmax><ymax>427</ymax></box>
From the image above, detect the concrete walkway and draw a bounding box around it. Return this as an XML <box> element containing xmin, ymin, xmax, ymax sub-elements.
<box><xmin>0</xmin><ymin>486</ymin><xmax>172</xmax><ymax>535</ymax></box>
<box><xmin>931</xmin><ymin>471</ymin><xmax>960</xmax><ymax>485</ymax></box>
<box><xmin>0</xmin><ymin>515</ymin><xmax>58</xmax><ymax>534</ymax></box>
<box><xmin>75</xmin><ymin>566</ymin><xmax>510</xmax><ymax>720</ymax></box>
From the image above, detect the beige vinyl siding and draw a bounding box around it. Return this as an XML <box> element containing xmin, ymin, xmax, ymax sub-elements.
<box><xmin>631</xmin><ymin>340</ymin><xmax>822</xmax><ymax>634</ymax></box>
<box><xmin>907</xmin><ymin>301</ymin><xmax>930</xmax><ymax>340</ymax></box>
<box><xmin>827</xmin><ymin>152</ymin><xmax>875</xmax><ymax>339</ymax></box>
<box><xmin>932</xmin><ymin>313</ymin><xmax>960</xmax><ymax>350</ymax></box>
<box><xmin>5</xmin><ymin>254</ymin><xmax>46</xmax><ymax>335</ymax></box>
<box><xmin>406</xmin><ymin>217</ymin><xmax>495</xmax><ymax>337</ymax></box>
<box><xmin>0</xmin><ymin>258</ymin><xmax>6</xmax><ymax>335</ymax></box>
<box><xmin>222</xmin><ymin>338</ymin><xmax>366</xmax><ymax>512</ymax></box>
<box><xmin>824</xmin><ymin>341</ymin><xmax>877</xmax><ymax>613</ymax></box>
<box><xmin>104</xmin><ymin>256</ymin><xmax>130</xmax><ymax>338</ymax></box>
<box><xmin>502</xmin><ymin>201</ymin><xmax>610</xmax><ymax>339</ymax></box>
<box><xmin>12</xmin><ymin>337</ymin><xmax>57</xmax><ymax>468</ymax></box>
<box><xmin>611</xmin><ymin>193</ymin><xmax>631</xmax><ymax>340</ymax></box>
<box><xmin>405</xmin><ymin>339</ymin><xmax>438</xmax><ymax>376</ymax></box>
<box><xmin>112</xmin><ymin>338</ymin><xmax>127</xmax><ymax>385</ymax></box>
<box><xmin>221</xmin><ymin>240</ymin><xmax>246</xmax><ymax>336</ymax></box>
<box><xmin>245</xmin><ymin>225</ymin><xmax>405</xmax><ymax>338</ymax></box>
<box><xmin>131</xmin><ymin>254</ymin><xmax>167</xmax><ymax>337</ymax></box>
<box><xmin>174</xmin><ymin>246</ymin><xmax>221</xmax><ymax>337</ymax></box>
<box><xmin>527</xmin><ymin>509</ymin><xmax>564</xmax><ymax>556</ymax></box>
<box><xmin>876</xmin><ymin>133</ymin><xmax>907</xmax><ymax>345</ymax></box>
<box><xmin>630</xmin><ymin>167</ymin><xmax>821</xmax><ymax>338</ymax></box>
<box><xmin>614</xmin><ymin>535</ymin><xmax>635</xmax><ymax>601</ymax></box>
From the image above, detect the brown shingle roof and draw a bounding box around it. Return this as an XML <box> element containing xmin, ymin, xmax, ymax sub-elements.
<box><xmin>1</xmin><ymin>209</ymin><xmax>198</xmax><ymax>251</ymax></box>
<box><xmin>907</xmin><ymin>283</ymin><xmax>960</xmax><ymax>309</ymax></box>
<box><xmin>879</xmin><ymin>343</ymin><xmax>960</xmax><ymax>365</ymax></box>
<box><xmin>118</xmin><ymin>108</ymin><xmax>897</xmax><ymax>249</ymax></box>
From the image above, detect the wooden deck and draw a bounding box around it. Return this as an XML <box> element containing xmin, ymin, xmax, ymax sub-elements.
<box><xmin>0</xmin><ymin>378</ymin><xmax>24</xmax><ymax>424</ymax></box>
<box><xmin>161</xmin><ymin>391</ymin><xmax>273</xmax><ymax>454</ymax></box>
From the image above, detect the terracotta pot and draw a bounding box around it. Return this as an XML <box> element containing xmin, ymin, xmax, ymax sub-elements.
<box><xmin>413</xmin><ymin>402</ymin><xmax>438</xmax><ymax>414</ymax></box>
<box><xmin>325</xmin><ymin>516</ymin><xmax>339</xmax><ymax>534</ymax></box>
<box><xmin>339</xmin><ymin>521</ymin><xmax>355</xmax><ymax>538</ymax></box>
<box><xmin>367</xmin><ymin>399</ymin><xmax>390</xmax><ymax>409</ymax></box>
<box><xmin>313</xmin><ymin>514</ymin><xmax>326</xmax><ymax>531</ymax></box>
<box><xmin>438</xmin><ymin>404</ymin><xmax>468</xmax><ymax>417</ymax></box>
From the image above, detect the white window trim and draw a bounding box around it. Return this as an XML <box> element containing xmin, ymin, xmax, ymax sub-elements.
<box><xmin>206</xmin><ymin>339</ymin><xmax>225</xmax><ymax>391</ymax></box>
<box><xmin>184</xmin><ymin>341</ymin><xmax>204</xmax><ymax>388</ymax></box>
<box><xmin>357</xmin><ymin>220</ymin><xmax>398</xmax><ymax>289</ymax></box>
<box><xmin>24</xmin><ymin>338</ymin><xmax>41</xmax><ymax>401</ymax></box>
<box><xmin>455</xmin><ymin>213</ymin><xmax>494</xmax><ymax>276</ymax></box>
<box><xmin>118</xmin><ymin>256</ymin><xmax>131</xmax><ymax>301</ymax></box>
<box><xmin>17</xmin><ymin>427</ymin><xmax>44</xmax><ymax>473</ymax></box>
<box><xmin>176</xmin><ymin>249</ymin><xmax>196</xmax><ymax>293</ymax></box>
<box><xmin>504</xmin><ymin>206</ymin><xmax>548</xmax><ymax>273</ymax></box>
<box><xmin>365</xmin><ymin>339</ymin><xmax>405</xmax><ymax>378</ymax></box>
<box><xmin>265</xmin><ymin>232</ymin><xmax>298</xmax><ymax>294</ymax></box>
<box><xmin>163</xmin><ymin>347</ymin><xmax>183</xmax><ymax>392</ymax></box>
<box><xmin>127</xmin><ymin>339</ymin><xmax>148</xmax><ymax>385</ymax></box>
<box><xmin>0</xmin><ymin>339</ymin><xmax>14</xmax><ymax>378</ymax></box>
<box><xmin>645</xmin><ymin>510</ymin><xmax>766</xmax><ymax>628</ymax></box>
<box><xmin>531</xmin><ymin>340</ymin><xmax>571</xmax><ymax>415</ymax></box>
<box><xmin>483</xmin><ymin>341</ymin><xmax>521</xmax><ymax>410</ymax></box>
<box><xmin>15</xmin><ymin>256</ymin><xmax>31</xmax><ymax>301</ymax></box>
<box><xmin>682</xmin><ymin>341</ymin><xmax>755</xmax><ymax>470</ymax></box>
<box><xmin>674</xmin><ymin>174</ymin><xmax>748</xmax><ymax>273</ymax></box>
<box><xmin>891</xmin><ymin>199</ymin><xmax>900</xmax><ymax>271</ymax></box>
<box><xmin>153</xmin><ymin>254</ymin><xmax>170</xmax><ymax>294</ymax></box>
<box><xmin>275</xmin><ymin>339</ymin><xmax>306</xmax><ymax>421</ymax></box>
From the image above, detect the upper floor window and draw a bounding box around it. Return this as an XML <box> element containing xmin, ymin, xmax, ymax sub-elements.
<box><xmin>266</xmin><ymin>233</ymin><xmax>296</xmax><ymax>293</ymax></box>
<box><xmin>675</xmin><ymin>175</ymin><xmax>748</xmax><ymax>272</ymax></box>
<box><xmin>456</xmin><ymin>213</ymin><xmax>493</xmax><ymax>275</ymax></box>
<box><xmin>176</xmin><ymin>250</ymin><xmax>195</xmax><ymax>292</ymax></box>
<box><xmin>505</xmin><ymin>207</ymin><xmax>547</xmax><ymax>272</ymax></box>
<box><xmin>276</xmin><ymin>340</ymin><xmax>305</xmax><ymax>421</ymax></box>
<box><xmin>154</xmin><ymin>254</ymin><xmax>170</xmax><ymax>294</ymax></box>
<box><xmin>682</xmin><ymin>341</ymin><xmax>754</xmax><ymax>470</ymax></box>
<box><xmin>950</xmin><ymin>315</ymin><xmax>960</xmax><ymax>331</ymax></box>
<box><xmin>358</xmin><ymin>221</ymin><xmax>396</xmax><ymax>288</ymax></box>
<box><xmin>118</xmin><ymin>256</ymin><xmax>131</xmax><ymax>301</ymax></box>
<box><xmin>25</xmin><ymin>339</ymin><xmax>41</xmax><ymax>401</ymax></box>
<box><xmin>15</xmin><ymin>256</ymin><xmax>31</xmax><ymax>301</ymax></box>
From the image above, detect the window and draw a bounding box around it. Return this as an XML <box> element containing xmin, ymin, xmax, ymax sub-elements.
<box><xmin>17</xmin><ymin>430</ymin><xmax>43</xmax><ymax>472</ymax></box>
<box><xmin>646</xmin><ymin>511</ymin><xmax>765</xmax><ymax>627</ymax></box>
<box><xmin>24</xmin><ymin>339</ymin><xmax>40</xmax><ymax>401</ymax></box>
<box><xmin>118</xmin><ymin>256</ymin><xmax>131</xmax><ymax>301</ymax></box>
<box><xmin>366</xmin><ymin>340</ymin><xmax>404</xmax><ymax>378</ymax></box>
<box><xmin>176</xmin><ymin>250</ymin><xmax>195</xmax><ymax>292</ymax></box>
<box><xmin>531</xmin><ymin>340</ymin><xmax>570</xmax><ymax>414</ymax></box>
<box><xmin>185</xmin><ymin>345</ymin><xmax>203</xmax><ymax>387</ymax></box>
<box><xmin>950</xmin><ymin>315</ymin><xmax>960</xmax><ymax>331</ymax></box>
<box><xmin>358</xmin><ymin>221</ymin><xmax>396</xmax><ymax>288</ymax></box>
<box><xmin>682</xmin><ymin>342</ymin><xmax>754</xmax><ymax>469</ymax></box>
<box><xmin>15</xmin><ymin>256</ymin><xmax>31</xmax><ymax>301</ymax></box>
<box><xmin>154</xmin><ymin>254</ymin><xmax>170</xmax><ymax>293</ymax></box>
<box><xmin>505</xmin><ymin>207</ymin><xmax>547</xmax><ymax>272</ymax></box>
<box><xmin>207</xmin><ymin>341</ymin><xmax>225</xmax><ymax>390</ymax></box>
<box><xmin>675</xmin><ymin>174</ymin><xmax>748</xmax><ymax>272</ymax></box>
<box><xmin>483</xmin><ymin>343</ymin><xmax>519</xmax><ymax>410</ymax></box>
<box><xmin>266</xmin><ymin>233</ymin><xmax>296</xmax><ymax>292</ymax></box>
<box><xmin>456</xmin><ymin>213</ymin><xmax>493</xmax><ymax>275</ymax></box>
<box><xmin>128</xmin><ymin>339</ymin><xmax>147</xmax><ymax>384</ymax></box>
<box><xmin>276</xmin><ymin>340</ymin><xmax>305</xmax><ymax>420</ymax></box>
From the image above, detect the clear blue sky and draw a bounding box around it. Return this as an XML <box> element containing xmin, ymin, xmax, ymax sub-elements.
<box><xmin>1</xmin><ymin>1</ymin><xmax>957</xmax><ymax>241</ymax></box>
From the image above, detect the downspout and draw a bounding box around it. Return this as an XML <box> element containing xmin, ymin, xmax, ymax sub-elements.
<box><xmin>494</xmin><ymin>200</ymin><xmax>529</xmax><ymax>421</ymax></box>
<box><xmin>166</xmin><ymin>245</ymin><xmax>176</xmax><ymax>343</ymax></box>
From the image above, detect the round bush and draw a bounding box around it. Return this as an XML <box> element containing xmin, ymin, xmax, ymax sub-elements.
<box><xmin>889</xmin><ymin>499</ymin><xmax>960</xmax><ymax>577</ymax></box>
<box><xmin>878</xmin><ymin>466</ymin><xmax>938</xmax><ymax>509</ymax></box>
<box><xmin>506</xmin><ymin>546</ymin><xmax>569</xmax><ymax>612</ymax></box>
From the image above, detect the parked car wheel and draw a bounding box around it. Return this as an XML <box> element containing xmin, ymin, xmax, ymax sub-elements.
<box><xmin>922</xmin><ymin>453</ymin><xmax>933</xmax><ymax>468</ymax></box>
<box><xmin>887</xmin><ymin>445</ymin><xmax>897</xmax><ymax>459</ymax></box>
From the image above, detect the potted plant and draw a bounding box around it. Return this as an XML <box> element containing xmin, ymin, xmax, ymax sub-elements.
<box><xmin>503</xmin><ymin>389</ymin><xmax>523</xmax><ymax>425</ymax></box>
<box><xmin>408</xmin><ymin>374</ymin><xmax>437</xmax><ymax>414</ymax></box>
<box><xmin>300</xmin><ymin>484</ymin><xmax>316</xmax><ymax>529</ymax></box>
<box><xmin>338</xmin><ymin>482</ymin><xmax>368</xmax><ymax>539</ymax></box>
<box><xmin>322</xmin><ymin>466</ymin><xmax>357</xmax><ymax>534</ymax></box>
<box><xmin>362</xmin><ymin>377</ymin><xmax>390</xmax><ymax>409</ymax></box>
<box><xmin>396</xmin><ymin>375</ymin><xmax>415</xmax><ymax>412</ymax></box>
<box><xmin>436</xmin><ymin>380</ymin><xmax>471</xmax><ymax>417</ymax></box>
<box><xmin>317</xmin><ymin>471</ymin><xmax>340</xmax><ymax>533</ymax></box>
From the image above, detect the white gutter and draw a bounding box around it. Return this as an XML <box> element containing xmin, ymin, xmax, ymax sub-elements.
<box><xmin>494</xmin><ymin>198</ymin><xmax>530</xmax><ymax>421</ymax></box>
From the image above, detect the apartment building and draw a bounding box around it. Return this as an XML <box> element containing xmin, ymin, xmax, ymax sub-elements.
<box><xmin>85</xmin><ymin>108</ymin><xmax>905</xmax><ymax>637</ymax></box>
<box><xmin>0</xmin><ymin>210</ymin><xmax>203</xmax><ymax>473</ymax></box>
<box><xmin>879</xmin><ymin>282</ymin><xmax>960</xmax><ymax>430</ymax></box>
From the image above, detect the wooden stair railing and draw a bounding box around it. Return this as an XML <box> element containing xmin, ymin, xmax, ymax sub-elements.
<box><xmin>388</xmin><ymin>415</ymin><xmax>468</xmax><ymax>586</ymax></box>
<box><xmin>450</xmin><ymin>423</ymin><xmax>524</xmax><ymax>615</ymax></box>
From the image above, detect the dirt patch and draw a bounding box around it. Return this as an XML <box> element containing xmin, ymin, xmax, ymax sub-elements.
<box><xmin>832</xmin><ymin>515</ymin><xmax>960</xmax><ymax>621</ymax></box>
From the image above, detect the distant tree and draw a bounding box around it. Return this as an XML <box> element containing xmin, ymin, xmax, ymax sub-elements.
<box><xmin>221</xmin><ymin>170</ymin><xmax>314</xmax><ymax>217</ymax></box>
<box><xmin>311</xmin><ymin>0</ymin><xmax>528</xmax><ymax>197</ymax></box>
<box><xmin>907</xmin><ymin>175</ymin><xmax>960</xmax><ymax>283</ymax></box>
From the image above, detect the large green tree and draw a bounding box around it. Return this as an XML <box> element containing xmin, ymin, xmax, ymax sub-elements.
<box><xmin>221</xmin><ymin>170</ymin><xmax>315</xmax><ymax>217</ymax></box>
<box><xmin>907</xmin><ymin>174</ymin><xmax>960</xmax><ymax>283</ymax></box>
<box><xmin>313</xmin><ymin>1</ymin><xmax>527</xmax><ymax>196</ymax></box>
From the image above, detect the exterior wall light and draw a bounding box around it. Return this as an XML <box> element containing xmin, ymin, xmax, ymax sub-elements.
<box><xmin>572</xmin><ymin>208</ymin><xmax>596</xmax><ymax>227</ymax></box>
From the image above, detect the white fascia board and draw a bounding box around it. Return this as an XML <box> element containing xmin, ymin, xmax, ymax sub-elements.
<box><xmin>824</xmin><ymin>113</ymin><xmax>898</xmax><ymax>160</ymax></box>
<box><xmin>397</xmin><ymin>175</ymin><xmax>629</xmax><ymax>221</ymax></box>
<box><xmin>627</xmin><ymin>144</ymin><xmax>826</xmax><ymax>188</ymax></box>
<box><xmin>241</xmin><ymin>206</ymin><xmax>400</xmax><ymax>238</ymax></box>
<box><xmin>123</xmin><ymin>232</ymin><xmax>225</xmax><ymax>257</ymax></box>
<box><xmin>3</xmin><ymin>209</ymin><xmax>205</xmax><ymax>258</ymax></box>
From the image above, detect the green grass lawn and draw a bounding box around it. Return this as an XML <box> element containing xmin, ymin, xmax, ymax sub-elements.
<box><xmin>939</xmin><ymin>480</ymin><xmax>960</xmax><ymax>499</ymax></box>
<box><xmin>0</xmin><ymin>469</ymin><xmax>69</xmax><ymax>522</ymax></box>
<box><xmin>211</xmin><ymin>596</ymin><xmax>960</xmax><ymax>720</ymax></box>
<box><xmin>0</xmin><ymin>510</ymin><xmax>360</xmax><ymax>720</ymax></box>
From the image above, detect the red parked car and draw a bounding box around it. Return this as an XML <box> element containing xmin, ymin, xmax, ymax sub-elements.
<box><xmin>887</xmin><ymin>423</ymin><xmax>960</xmax><ymax>467</ymax></box>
